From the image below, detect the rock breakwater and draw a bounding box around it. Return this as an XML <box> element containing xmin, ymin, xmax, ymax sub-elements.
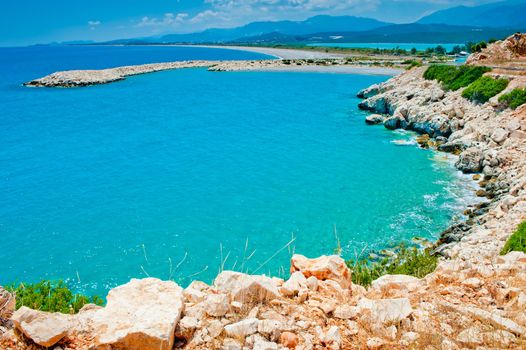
<box><xmin>24</xmin><ymin>59</ymin><xmax>403</xmax><ymax>88</ymax></box>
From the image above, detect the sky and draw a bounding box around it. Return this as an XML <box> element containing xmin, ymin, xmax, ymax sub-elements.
<box><xmin>0</xmin><ymin>0</ymin><xmax>500</xmax><ymax>46</ymax></box>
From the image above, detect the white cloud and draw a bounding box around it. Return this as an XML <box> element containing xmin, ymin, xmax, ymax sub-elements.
<box><xmin>88</xmin><ymin>20</ymin><xmax>101</xmax><ymax>30</ymax></box>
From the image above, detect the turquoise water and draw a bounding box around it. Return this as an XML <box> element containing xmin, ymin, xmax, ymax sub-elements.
<box><xmin>0</xmin><ymin>46</ymin><xmax>473</xmax><ymax>295</ymax></box>
<box><xmin>308</xmin><ymin>43</ymin><xmax>463</xmax><ymax>51</ymax></box>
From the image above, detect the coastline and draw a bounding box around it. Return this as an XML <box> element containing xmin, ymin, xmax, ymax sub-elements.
<box><xmin>3</xmin><ymin>38</ymin><xmax>526</xmax><ymax>350</ymax></box>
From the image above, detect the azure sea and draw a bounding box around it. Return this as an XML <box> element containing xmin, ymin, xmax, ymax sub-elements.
<box><xmin>0</xmin><ymin>45</ymin><xmax>474</xmax><ymax>295</ymax></box>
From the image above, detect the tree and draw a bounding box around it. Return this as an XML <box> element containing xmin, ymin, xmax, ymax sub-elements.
<box><xmin>410</xmin><ymin>47</ymin><xmax>417</xmax><ymax>55</ymax></box>
<box><xmin>435</xmin><ymin>45</ymin><xmax>446</xmax><ymax>55</ymax></box>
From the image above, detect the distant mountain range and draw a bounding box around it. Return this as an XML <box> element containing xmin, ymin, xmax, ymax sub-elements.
<box><xmin>99</xmin><ymin>0</ymin><xmax>526</xmax><ymax>46</ymax></box>
<box><xmin>418</xmin><ymin>0</ymin><xmax>526</xmax><ymax>28</ymax></box>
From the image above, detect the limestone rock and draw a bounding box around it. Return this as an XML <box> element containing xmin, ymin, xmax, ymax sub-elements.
<box><xmin>279</xmin><ymin>331</ymin><xmax>299</xmax><ymax>349</ymax></box>
<box><xmin>204</xmin><ymin>293</ymin><xmax>230</xmax><ymax>317</ymax></box>
<box><xmin>92</xmin><ymin>278</ymin><xmax>184</xmax><ymax>350</ymax></box>
<box><xmin>11</xmin><ymin>307</ymin><xmax>70</xmax><ymax>347</ymax></box>
<box><xmin>214</xmin><ymin>271</ymin><xmax>280</xmax><ymax>304</ymax></box>
<box><xmin>0</xmin><ymin>287</ymin><xmax>15</xmax><ymax>320</ymax></box>
<box><xmin>280</xmin><ymin>271</ymin><xmax>307</xmax><ymax>297</ymax></box>
<box><xmin>491</xmin><ymin>128</ymin><xmax>509</xmax><ymax>144</ymax></box>
<box><xmin>456</xmin><ymin>147</ymin><xmax>483</xmax><ymax>173</ymax></box>
<box><xmin>357</xmin><ymin>297</ymin><xmax>413</xmax><ymax>325</ymax></box>
<box><xmin>365</xmin><ymin>114</ymin><xmax>385</xmax><ymax>125</ymax></box>
<box><xmin>224</xmin><ymin>318</ymin><xmax>259</xmax><ymax>338</ymax></box>
<box><xmin>370</xmin><ymin>274</ymin><xmax>421</xmax><ymax>296</ymax></box>
<box><xmin>290</xmin><ymin>255</ymin><xmax>352</xmax><ymax>289</ymax></box>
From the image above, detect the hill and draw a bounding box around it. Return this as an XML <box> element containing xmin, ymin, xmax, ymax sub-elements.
<box><xmin>418</xmin><ymin>0</ymin><xmax>526</xmax><ymax>28</ymax></box>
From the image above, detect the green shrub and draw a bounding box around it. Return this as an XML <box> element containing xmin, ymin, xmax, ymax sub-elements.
<box><xmin>462</xmin><ymin>76</ymin><xmax>509</xmax><ymax>104</ymax></box>
<box><xmin>347</xmin><ymin>245</ymin><xmax>438</xmax><ymax>287</ymax></box>
<box><xmin>423</xmin><ymin>65</ymin><xmax>491</xmax><ymax>91</ymax></box>
<box><xmin>6</xmin><ymin>280</ymin><xmax>103</xmax><ymax>314</ymax></box>
<box><xmin>501</xmin><ymin>221</ymin><xmax>526</xmax><ymax>255</ymax></box>
<box><xmin>403</xmin><ymin>59</ymin><xmax>422</xmax><ymax>70</ymax></box>
<box><xmin>498</xmin><ymin>87</ymin><xmax>526</xmax><ymax>109</ymax></box>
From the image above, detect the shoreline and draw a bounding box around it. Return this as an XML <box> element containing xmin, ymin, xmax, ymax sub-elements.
<box><xmin>3</xmin><ymin>37</ymin><xmax>526</xmax><ymax>349</ymax></box>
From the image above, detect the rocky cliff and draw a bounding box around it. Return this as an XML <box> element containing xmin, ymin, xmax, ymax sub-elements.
<box><xmin>2</xmin><ymin>37</ymin><xmax>526</xmax><ymax>349</ymax></box>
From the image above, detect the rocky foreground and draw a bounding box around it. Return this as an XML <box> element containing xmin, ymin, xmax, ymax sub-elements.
<box><xmin>3</xmin><ymin>38</ymin><xmax>526</xmax><ymax>349</ymax></box>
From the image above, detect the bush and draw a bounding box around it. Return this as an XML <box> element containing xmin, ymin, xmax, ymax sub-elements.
<box><xmin>501</xmin><ymin>221</ymin><xmax>526</xmax><ymax>255</ymax></box>
<box><xmin>347</xmin><ymin>245</ymin><xmax>438</xmax><ymax>287</ymax></box>
<box><xmin>403</xmin><ymin>59</ymin><xmax>423</xmax><ymax>70</ymax></box>
<box><xmin>6</xmin><ymin>280</ymin><xmax>103</xmax><ymax>314</ymax></box>
<box><xmin>423</xmin><ymin>65</ymin><xmax>491</xmax><ymax>91</ymax></box>
<box><xmin>498</xmin><ymin>87</ymin><xmax>526</xmax><ymax>109</ymax></box>
<box><xmin>462</xmin><ymin>76</ymin><xmax>509</xmax><ymax>104</ymax></box>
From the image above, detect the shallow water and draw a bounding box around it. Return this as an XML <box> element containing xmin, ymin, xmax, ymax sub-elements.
<box><xmin>0</xmin><ymin>46</ymin><xmax>475</xmax><ymax>295</ymax></box>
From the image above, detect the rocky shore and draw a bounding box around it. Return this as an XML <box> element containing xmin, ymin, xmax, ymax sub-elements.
<box><xmin>3</xmin><ymin>37</ymin><xmax>526</xmax><ymax>349</ymax></box>
<box><xmin>24</xmin><ymin>59</ymin><xmax>403</xmax><ymax>88</ymax></box>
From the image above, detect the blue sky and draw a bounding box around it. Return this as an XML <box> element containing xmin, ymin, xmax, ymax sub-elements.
<box><xmin>0</xmin><ymin>0</ymin><xmax>497</xmax><ymax>46</ymax></box>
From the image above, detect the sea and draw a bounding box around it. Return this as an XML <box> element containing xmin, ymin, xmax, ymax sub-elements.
<box><xmin>0</xmin><ymin>45</ymin><xmax>477</xmax><ymax>295</ymax></box>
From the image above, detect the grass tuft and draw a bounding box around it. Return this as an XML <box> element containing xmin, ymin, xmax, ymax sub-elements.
<box><xmin>347</xmin><ymin>245</ymin><xmax>438</xmax><ymax>287</ymax></box>
<box><xmin>500</xmin><ymin>221</ymin><xmax>526</xmax><ymax>255</ymax></box>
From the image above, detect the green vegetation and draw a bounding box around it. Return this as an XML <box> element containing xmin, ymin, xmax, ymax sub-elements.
<box><xmin>501</xmin><ymin>221</ymin><xmax>526</xmax><ymax>255</ymax></box>
<box><xmin>403</xmin><ymin>59</ymin><xmax>423</xmax><ymax>70</ymax></box>
<box><xmin>498</xmin><ymin>87</ymin><xmax>526</xmax><ymax>109</ymax></box>
<box><xmin>462</xmin><ymin>76</ymin><xmax>509</xmax><ymax>104</ymax></box>
<box><xmin>347</xmin><ymin>245</ymin><xmax>438</xmax><ymax>287</ymax></box>
<box><xmin>6</xmin><ymin>280</ymin><xmax>103</xmax><ymax>314</ymax></box>
<box><xmin>424</xmin><ymin>65</ymin><xmax>492</xmax><ymax>91</ymax></box>
<box><xmin>470</xmin><ymin>41</ymin><xmax>488</xmax><ymax>53</ymax></box>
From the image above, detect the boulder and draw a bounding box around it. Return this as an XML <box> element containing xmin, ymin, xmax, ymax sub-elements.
<box><xmin>290</xmin><ymin>255</ymin><xmax>352</xmax><ymax>289</ymax></box>
<box><xmin>11</xmin><ymin>306</ymin><xmax>70</xmax><ymax>347</ymax></box>
<box><xmin>92</xmin><ymin>278</ymin><xmax>184</xmax><ymax>350</ymax></box>
<box><xmin>455</xmin><ymin>147</ymin><xmax>483</xmax><ymax>173</ymax></box>
<box><xmin>491</xmin><ymin>128</ymin><xmax>509</xmax><ymax>144</ymax></box>
<box><xmin>357</xmin><ymin>298</ymin><xmax>413</xmax><ymax>325</ymax></box>
<box><xmin>214</xmin><ymin>271</ymin><xmax>280</xmax><ymax>304</ymax></box>
<box><xmin>365</xmin><ymin>114</ymin><xmax>385</xmax><ymax>125</ymax></box>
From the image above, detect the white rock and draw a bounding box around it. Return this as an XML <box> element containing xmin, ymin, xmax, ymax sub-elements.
<box><xmin>290</xmin><ymin>254</ymin><xmax>352</xmax><ymax>289</ymax></box>
<box><xmin>280</xmin><ymin>272</ymin><xmax>307</xmax><ymax>296</ymax></box>
<box><xmin>257</xmin><ymin>319</ymin><xmax>283</xmax><ymax>336</ymax></box>
<box><xmin>491</xmin><ymin>128</ymin><xmax>509</xmax><ymax>144</ymax></box>
<box><xmin>91</xmin><ymin>278</ymin><xmax>184</xmax><ymax>350</ymax></box>
<box><xmin>224</xmin><ymin>318</ymin><xmax>259</xmax><ymax>338</ymax></box>
<box><xmin>357</xmin><ymin>297</ymin><xmax>413</xmax><ymax>325</ymax></box>
<box><xmin>457</xmin><ymin>326</ymin><xmax>483</xmax><ymax>345</ymax></box>
<box><xmin>205</xmin><ymin>293</ymin><xmax>230</xmax><ymax>317</ymax></box>
<box><xmin>11</xmin><ymin>307</ymin><xmax>71</xmax><ymax>347</ymax></box>
<box><xmin>214</xmin><ymin>271</ymin><xmax>280</xmax><ymax>304</ymax></box>
<box><xmin>333</xmin><ymin>305</ymin><xmax>357</xmax><ymax>320</ymax></box>
<box><xmin>370</xmin><ymin>274</ymin><xmax>421</xmax><ymax>295</ymax></box>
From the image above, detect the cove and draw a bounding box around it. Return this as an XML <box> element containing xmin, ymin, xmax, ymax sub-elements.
<box><xmin>0</xmin><ymin>46</ymin><xmax>473</xmax><ymax>295</ymax></box>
